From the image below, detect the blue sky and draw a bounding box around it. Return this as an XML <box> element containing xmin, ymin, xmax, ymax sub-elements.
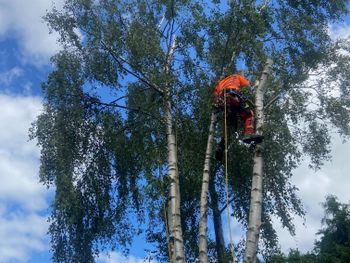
<box><xmin>1</xmin><ymin>1</ymin><xmax>350</xmax><ymax>262</ymax></box>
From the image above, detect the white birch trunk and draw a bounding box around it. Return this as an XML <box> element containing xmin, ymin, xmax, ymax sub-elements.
<box><xmin>243</xmin><ymin>58</ymin><xmax>273</xmax><ymax>263</ymax></box>
<box><xmin>165</xmin><ymin>100</ymin><xmax>185</xmax><ymax>262</ymax></box>
<box><xmin>164</xmin><ymin>37</ymin><xmax>185</xmax><ymax>263</ymax></box>
<box><xmin>198</xmin><ymin>112</ymin><xmax>217</xmax><ymax>262</ymax></box>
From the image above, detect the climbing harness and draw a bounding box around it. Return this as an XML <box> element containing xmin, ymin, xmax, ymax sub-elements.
<box><xmin>216</xmin><ymin>88</ymin><xmax>263</xmax><ymax>146</ymax></box>
<box><xmin>214</xmin><ymin>89</ymin><xmax>254</xmax><ymax>117</ymax></box>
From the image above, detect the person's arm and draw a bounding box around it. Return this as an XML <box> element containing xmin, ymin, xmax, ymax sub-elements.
<box><xmin>214</xmin><ymin>79</ymin><xmax>224</xmax><ymax>96</ymax></box>
<box><xmin>238</xmin><ymin>75</ymin><xmax>255</xmax><ymax>100</ymax></box>
<box><xmin>238</xmin><ymin>75</ymin><xmax>250</xmax><ymax>87</ymax></box>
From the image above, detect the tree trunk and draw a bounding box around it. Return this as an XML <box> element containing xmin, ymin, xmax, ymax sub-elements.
<box><xmin>164</xmin><ymin>37</ymin><xmax>185</xmax><ymax>263</ymax></box>
<box><xmin>243</xmin><ymin>58</ymin><xmax>273</xmax><ymax>263</ymax></box>
<box><xmin>198</xmin><ymin>50</ymin><xmax>236</xmax><ymax>262</ymax></box>
<box><xmin>165</xmin><ymin>99</ymin><xmax>185</xmax><ymax>263</ymax></box>
<box><xmin>209</xmin><ymin>174</ymin><xmax>226</xmax><ymax>263</ymax></box>
<box><xmin>199</xmin><ymin>112</ymin><xmax>217</xmax><ymax>262</ymax></box>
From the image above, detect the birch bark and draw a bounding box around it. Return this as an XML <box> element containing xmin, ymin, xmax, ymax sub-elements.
<box><xmin>198</xmin><ymin>112</ymin><xmax>217</xmax><ymax>262</ymax></box>
<box><xmin>198</xmin><ymin>50</ymin><xmax>236</xmax><ymax>262</ymax></box>
<box><xmin>164</xmin><ymin>37</ymin><xmax>185</xmax><ymax>263</ymax></box>
<box><xmin>243</xmin><ymin>58</ymin><xmax>273</xmax><ymax>263</ymax></box>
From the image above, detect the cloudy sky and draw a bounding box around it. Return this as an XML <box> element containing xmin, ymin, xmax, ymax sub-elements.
<box><xmin>0</xmin><ymin>1</ymin><xmax>350</xmax><ymax>262</ymax></box>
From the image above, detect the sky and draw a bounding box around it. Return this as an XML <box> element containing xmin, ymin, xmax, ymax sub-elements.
<box><xmin>0</xmin><ymin>0</ymin><xmax>350</xmax><ymax>262</ymax></box>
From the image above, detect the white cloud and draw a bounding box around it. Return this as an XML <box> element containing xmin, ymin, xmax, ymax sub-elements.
<box><xmin>274</xmin><ymin>22</ymin><xmax>350</xmax><ymax>252</ymax></box>
<box><xmin>0</xmin><ymin>67</ymin><xmax>24</xmax><ymax>85</ymax></box>
<box><xmin>0</xmin><ymin>0</ymin><xmax>64</xmax><ymax>66</ymax></box>
<box><xmin>329</xmin><ymin>23</ymin><xmax>350</xmax><ymax>40</ymax></box>
<box><xmin>0</xmin><ymin>210</ymin><xmax>49</xmax><ymax>262</ymax></box>
<box><xmin>0</xmin><ymin>94</ymin><xmax>46</xmax><ymax>211</ymax></box>
<box><xmin>275</xmin><ymin>136</ymin><xmax>350</xmax><ymax>254</ymax></box>
<box><xmin>0</xmin><ymin>94</ymin><xmax>41</xmax><ymax>158</ymax></box>
<box><xmin>0</xmin><ymin>93</ymin><xmax>51</xmax><ymax>262</ymax></box>
<box><xmin>98</xmin><ymin>252</ymin><xmax>156</xmax><ymax>263</ymax></box>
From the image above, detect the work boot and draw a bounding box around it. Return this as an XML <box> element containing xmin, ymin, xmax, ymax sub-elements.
<box><xmin>242</xmin><ymin>134</ymin><xmax>264</xmax><ymax>144</ymax></box>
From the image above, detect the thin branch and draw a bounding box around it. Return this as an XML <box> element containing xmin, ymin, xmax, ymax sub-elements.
<box><xmin>265</xmin><ymin>93</ymin><xmax>281</xmax><ymax>109</ymax></box>
<box><xmin>265</xmin><ymin>83</ymin><xmax>327</xmax><ymax>109</ymax></box>
<box><xmin>261</xmin><ymin>35</ymin><xmax>285</xmax><ymax>43</ymax></box>
<box><xmin>158</xmin><ymin>13</ymin><xmax>165</xmax><ymax>29</ymax></box>
<box><xmin>100</xmin><ymin>41</ymin><xmax>164</xmax><ymax>95</ymax></box>
<box><xmin>219</xmin><ymin>197</ymin><xmax>234</xmax><ymax>214</ymax></box>
<box><xmin>116</xmin><ymin>54</ymin><xmax>163</xmax><ymax>87</ymax></box>
<box><xmin>173</xmin><ymin>16</ymin><xmax>186</xmax><ymax>35</ymax></box>
<box><xmin>160</xmin><ymin>19</ymin><xmax>171</xmax><ymax>39</ymax></box>
<box><xmin>86</xmin><ymin>95</ymin><xmax>163</xmax><ymax>122</ymax></box>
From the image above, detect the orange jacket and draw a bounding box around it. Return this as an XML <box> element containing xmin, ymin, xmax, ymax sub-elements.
<box><xmin>214</xmin><ymin>74</ymin><xmax>250</xmax><ymax>96</ymax></box>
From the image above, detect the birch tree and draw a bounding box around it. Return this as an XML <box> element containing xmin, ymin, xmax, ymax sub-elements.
<box><xmin>199</xmin><ymin>112</ymin><xmax>217</xmax><ymax>263</ymax></box>
<box><xmin>196</xmin><ymin>1</ymin><xmax>350</xmax><ymax>261</ymax></box>
<box><xmin>31</xmin><ymin>0</ymin><xmax>350</xmax><ymax>262</ymax></box>
<box><xmin>164</xmin><ymin>36</ymin><xmax>185</xmax><ymax>262</ymax></box>
<box><xmin>244</xmin><ymin>58</ymin><xmax>273</xmax><ymax>263</ymax></box>
<box><xmin>32</xmin><ymin>0</ymin><xmax>207</xmax><ymax>262</ymax></box>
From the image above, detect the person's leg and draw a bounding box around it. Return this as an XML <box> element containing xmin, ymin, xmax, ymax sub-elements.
<box><xmin>241</xmin><ymin>109</ymin><xmax>263</xmax><ymax>144</ymax></box>
<box><xmin>241</xmin><ymin>109</ymin><xmax>255</xmax><ymax>136</ymax></box>
<box><xmin>215</xmin><ymin>94</ymin><xmax>237</xmax><ymax>160</ymax></box>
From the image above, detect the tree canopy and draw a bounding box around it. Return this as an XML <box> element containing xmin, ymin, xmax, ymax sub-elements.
<box><xmin>31</xmin><ymin>0</ymin><xmax>350</xmax><ymax>262</ymax></box>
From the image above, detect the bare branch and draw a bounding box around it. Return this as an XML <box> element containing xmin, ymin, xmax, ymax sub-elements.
<box><xmin>265</xmin><ymin>93</ymin><xmax>281</xmax><ymax>109</ymax></box>
<box><xmin>219</xmin><ymin>197</ymin><xmax>234</xmax><ymax>214</ymax></box>
<box><xmin>100</xmin><ymin>41</ymin><xmax>164</xmax><ymax>95</ymax></box>
<box><xmin>87</xmin><ymin>95</ymin><xmax>163</xmax><ymax>122</ymax></box>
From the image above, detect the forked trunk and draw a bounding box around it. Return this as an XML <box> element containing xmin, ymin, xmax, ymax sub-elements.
<box><xmin>198</xmin><ymin>51</ymin><xmax>236</xmax><ymax>262</ymax></box>
<box><xmin>243</xmin><ymin>59</ymin><xmax>273</xmax><ymax>263</ymax></box>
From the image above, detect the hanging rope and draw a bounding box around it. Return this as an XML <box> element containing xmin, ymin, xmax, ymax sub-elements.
<box><xmin>224</xmin><ymin>88</ymin><xmax>236</xmax><ymax>262</ymax></box>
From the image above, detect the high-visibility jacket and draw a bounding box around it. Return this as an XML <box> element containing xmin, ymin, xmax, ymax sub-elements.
<box><xmin>214</xmin><ymin>74</ymin><xmax>250</xmax><ymax>96</ymax></box>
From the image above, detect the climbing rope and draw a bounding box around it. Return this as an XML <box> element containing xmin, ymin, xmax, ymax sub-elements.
<box><xmin>223</xmin><ymin>89</ymin><xmax>236</xmax><ymax>262</ymax></box>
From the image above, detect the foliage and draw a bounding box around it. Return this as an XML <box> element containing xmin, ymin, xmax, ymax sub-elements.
<box><xmin>267</xmin><ymin>249</ymin><xmax>317</xmax><ymax>263</ymax></box>
<box><xmin>31</xmin><ymin>0</ymin><xmax>350</xmax><ymax>262</ymax></box>
<box><xmin>267</xmin><ymin>196</ymin><xmax>350</xmax><ymax>263</ymax></box>
<box><xmin>201</xmin><ymin>0</ymin><xmax>350</xmax><ymax>259</ymax></box>
<box><xmin>315</xmin><ymin>195</ymin><xmax>350</xmax><ymax>262</ymax></box>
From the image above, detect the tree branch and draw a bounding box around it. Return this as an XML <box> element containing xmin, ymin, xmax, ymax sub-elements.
<box><xmin>265</xmin><ymin>93</ymin><xmax>281</xmax><ymax>109</ymax></box>
<box><xmin>100</xmin><ymin>41</ymin><xmax>164</xmax><ymax>95</ymax></box>
<box><xmin>219</xmin><ymin>197</ymin><xmax>234</xmax><ymax>214</ymax></box>
<box><xmin>86</xmin><ymin>94</ymin><xmax>163</xmax><ymax>122</ymax></box>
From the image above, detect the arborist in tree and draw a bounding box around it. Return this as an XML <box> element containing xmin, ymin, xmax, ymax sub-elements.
<box><xmin>213</xmin><ymin>69</ymin><xmax>263</xmax><ymax>160</ymax></box>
